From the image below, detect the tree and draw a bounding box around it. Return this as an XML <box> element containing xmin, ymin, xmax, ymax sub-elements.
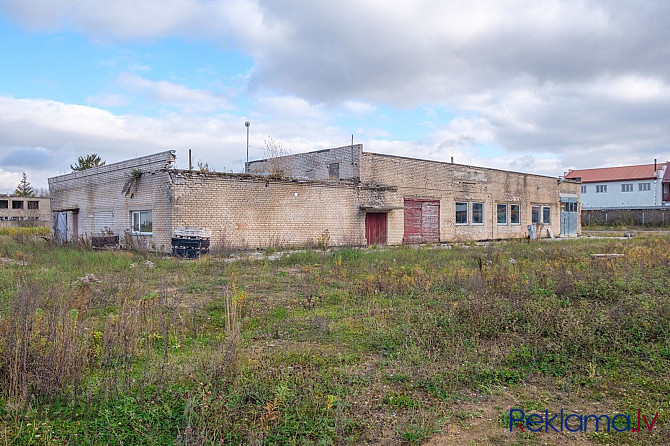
<box><xmin>263</xmin><ymin>136</ymin><xmax>292</xmax><ymax>177</ymax></box>
<box><xmin>71</xmin><ymin>154</ymin><xmax>106</xmax><ymax>171</ymax></box>
<box><xmin>14</xmin><ymin>172</ymin><xmax>35</xmax><ymax>197</ymax></box>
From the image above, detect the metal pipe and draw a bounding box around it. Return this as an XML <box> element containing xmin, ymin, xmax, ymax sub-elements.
<box><xmin>245</xmin><ymin>121</ymin><xmax>250</xmax><ymax>168</ymax></box>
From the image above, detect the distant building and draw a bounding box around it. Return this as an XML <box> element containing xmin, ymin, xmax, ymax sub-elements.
<box><xmin>565</xmin><ymin>161</ymin><xmax>669</xmax><ymax>209</ymax></box>
<box><xmin>0</xmin><ymin>195</ymin><xmax>51</xmax><ymax>227</ymax></box>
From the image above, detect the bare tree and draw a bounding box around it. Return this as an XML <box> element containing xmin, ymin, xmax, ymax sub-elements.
<box><xmin>263</xmin><ymin>136</ymin><xmax>293</xmax><ymax>177</ymax></box>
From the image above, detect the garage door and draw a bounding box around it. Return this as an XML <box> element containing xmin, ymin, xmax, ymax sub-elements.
<box><xmin>403</xmin><ymin>199</ymin><xmax>440</xmax><ymax>244</ymax></box>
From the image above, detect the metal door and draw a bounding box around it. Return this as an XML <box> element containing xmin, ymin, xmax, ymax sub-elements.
<box><xmin>55</xmin><ymin>212</ymin><xmax>67</xmax><ymax>243</ymax></box>
<box><xmin>560</xmin><ymin>198</ymin><xmax>578</xmax><ymax>236</ymax></box>
<box><xmin>365</xmin><ymin>213</ymin><xmax>387</xmax><ymax>245</ymax></box>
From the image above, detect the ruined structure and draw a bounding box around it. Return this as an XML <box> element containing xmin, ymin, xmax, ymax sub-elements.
<box><xmin>48</xmin><ymin>146</ymin><xmax>581</xmax><ymax>250</ymax></box>
<box><xmin>0</xmin><ymin>194</ymin><xmax>50</xmax><ymax>227</ymax></box>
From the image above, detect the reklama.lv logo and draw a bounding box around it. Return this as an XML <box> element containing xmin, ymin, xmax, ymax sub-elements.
<box><xmin>509</xmin><ymin>409</ymin><xmax>659</xmax><ymax>433</ymax></box>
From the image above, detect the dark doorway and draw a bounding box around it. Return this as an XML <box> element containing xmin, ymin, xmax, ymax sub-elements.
<box><xmin>365</xmin><ymin>213</ymin><xmax>387</xmax><ymax>245</ymax></box>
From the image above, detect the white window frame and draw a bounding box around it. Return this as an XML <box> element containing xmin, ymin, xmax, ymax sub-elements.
<box><xmin>472</xmin><ymin>202</ymin><xmax>484</xmax><ymax>225</ymax></box>
<box><xmin>496</xmin><ymin>203</ymin><xmax>508</xmax><ymax>225</ymax></box>
<box><xmin>621</xmin><ymin>183</ymin><xmax>633</xmax><ymax>192</ymax></box>
<box><xmin>639</xmin><ymin>182</ymin><xmax>651</xmax><ymax>191</ymax></box>
<box><xmin>542</xmin><ymin>206</ymin><xmax>551</xmax><ymax>224</ymax></box>
<box><xmin>510</xmin><ymin>204</ymin><xmax>521</xmax><ymax>225</ymax></box>
<box><xmin>581</xmin><ymin>185</ymin><xmax>586</xmax><ymax>194</ymax></box>
<box><xmin>131</xmin><ymin>210</ymin><xmax>153</xmax><ymax>235</ymax></box>
<box><xmin>531</xmin><ymin>205</ymin><xmax>540</xmax><ymax>224</ymax></box>
<box><xmin>596</xmin><ymin>185</ymin><xmax>607</xmax><ymax>193</ymax></box>
<box><xmin>455</xmin><ymin>201</ymin><xmax>468</xmax><ymax>225</ymax></box>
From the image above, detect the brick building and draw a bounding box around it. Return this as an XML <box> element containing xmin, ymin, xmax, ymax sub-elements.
<box><xmin>48</xmin><ymin>147</ymin><xmax>580</xmax><ymax>250</ymax></box>
<box><xmin>0</xmin><ymin>194</ymin><xmax>50</xmax><ymax>227</ymax></box>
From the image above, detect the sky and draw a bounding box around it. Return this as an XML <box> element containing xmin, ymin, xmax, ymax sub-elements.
<box><xmin>1</xmin><ymin>0</ymin><xmax>670</xmax><ymax>193</ymax></box>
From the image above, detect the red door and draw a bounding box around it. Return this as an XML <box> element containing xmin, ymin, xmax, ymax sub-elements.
<box><xmin>403</xmin><ymin>199</ymin><xmax>440</xmax><ymax>243</ymax></box>
<box><xmin>365</xmin><ymin>213</ymin><xmax>387</xmax><ymax>245</ymax></box>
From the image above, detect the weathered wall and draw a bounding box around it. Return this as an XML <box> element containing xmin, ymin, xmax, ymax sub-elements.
<box><xmin>360</xmin><ymin>153</ymin><xmax>576</xmax><ymax>243</ymax></box>
<box><xmin>246</xmin><ymin>145</ymin><xmax>362</xmax><ymax>181</ymax></box>
<box><xmin>48</xmin><ymin>151</ymin><xmax>175</xmax><ymax>249</ymax></box>
<box><xmin>0</xmin><ymin>196</ymin><xmax>50</xmax><ymax>227</ymax></box>
<box><xmin>169</xmin><ymin>171</ymin><xmax>365</xmax><ymax>249</ymax></box>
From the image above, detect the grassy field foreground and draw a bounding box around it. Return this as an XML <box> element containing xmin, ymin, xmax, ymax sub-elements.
<box><xmin>0</xmin><ymin>233</ymin><xmax>669</xmax><ymax>445</ymax></box>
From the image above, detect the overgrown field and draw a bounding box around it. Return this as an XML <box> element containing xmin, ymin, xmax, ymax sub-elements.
<box><xmin>0</xmin><ymin>232</ymin><xmax>669</xmax><ymax>445</ymax></box>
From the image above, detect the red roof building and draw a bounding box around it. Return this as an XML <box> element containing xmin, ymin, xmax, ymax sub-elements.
<box><xmin>565</xmin><ymin>161</ymin><xmax>670</xmax><ymax>208</ymax></box>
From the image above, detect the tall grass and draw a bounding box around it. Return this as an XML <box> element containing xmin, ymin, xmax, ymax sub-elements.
<box><xmin>0</xmin><ymin>235</ymin><xmax>668</xmax><ymax>444</ymax></box>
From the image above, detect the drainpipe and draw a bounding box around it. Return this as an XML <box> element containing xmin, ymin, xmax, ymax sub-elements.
<box><xmin>654</xmin><ymin>159</ymin><xmax>658</xmax><ymax>206</ymax></box>
<box><xmin>490</xmin><ymin>195</ymin><xmax>494</xmax><ymax>240</ymax></box>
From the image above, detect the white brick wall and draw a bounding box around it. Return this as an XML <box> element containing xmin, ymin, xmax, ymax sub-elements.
<box><xmin>48</xmin><ymin>151</ymin><xmax>176</xmax><ymax>249</ymax></box>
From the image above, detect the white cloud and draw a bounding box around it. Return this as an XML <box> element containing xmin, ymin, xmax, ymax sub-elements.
<box><xmin>116</xmin><ymin>73</ymin><xmax>232</xmax><ymax>113</ymax></box>
<box><xmin>86</xmin><ymin>93</ymin><xmax>130</xmax><ymax>107</ymax></box>
<box><xmin>0</xmin><ymin>169</ymin><xmax>22</xmax><ymax>192</ymax></box>
<box><xmin>2</xmin><ymin>0</ymin><xmax>670</xmax><ymax>175</ymax></box>
<box><xmin>341</xmin><ymin>101</ymin><xmax>375</xmax><ymax>114</ymax></box>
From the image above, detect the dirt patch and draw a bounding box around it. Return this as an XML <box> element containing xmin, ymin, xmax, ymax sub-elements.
<box><xmin>0</xmin><ymin>257</ymin><xmax>26</xmax><ymax>266</ymax></box>
<box><xmin>425</xmin><ymin>385</ymin><xmax>613</xmax><ymax>446</ymax></box>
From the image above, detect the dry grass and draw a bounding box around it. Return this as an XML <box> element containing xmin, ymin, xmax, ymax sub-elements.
<box><xmin>0</xmin><ymin>235</ymin><xmax>668</xmax><ymax>444</ymax></box>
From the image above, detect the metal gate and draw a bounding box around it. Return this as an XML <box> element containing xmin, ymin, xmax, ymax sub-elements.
<box><xmin>560</xmin><ymin>197</ymin><xmax>578</xmax><ymax>236</ymax></box>
<box><xmin>55</xmin><ymin>212</ymin><xmax>68</xmax><ymax>243</ymax></box>
<box><xmin>365</xmin><ymin>213</ymin><xmax>387</xmax><ymax>245</ymax></box>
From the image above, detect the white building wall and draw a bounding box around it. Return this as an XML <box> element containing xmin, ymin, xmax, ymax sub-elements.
<box><xmin>581</xmin><ymin>178</ymin><xmax>663</xmax><ymax>209</ymax></box>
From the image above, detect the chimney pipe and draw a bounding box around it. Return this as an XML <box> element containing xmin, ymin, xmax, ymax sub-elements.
<box><xmin>450</xmin><ymin>156</ymin><xmax>454</xmax><ymax>164</ymax></box>
<box><xmin>654</xmin><ymin>158</ymin><xmax>657</xmax><ymax>175</ymax></box>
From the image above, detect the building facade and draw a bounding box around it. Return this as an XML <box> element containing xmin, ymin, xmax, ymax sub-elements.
<box><xmin>48</xmin><ymin>147</ymin><xmax>580</xmax><ymax>251</ymax></box>
<box><xmin>0</xmin><ymin>195</ymin><xmax>50</xmax><ymax>227</ymax></box>
<box><xmin>565</xmin><ymin>162</ymin><xmax>669</xmax><ymax>209</ymax></box>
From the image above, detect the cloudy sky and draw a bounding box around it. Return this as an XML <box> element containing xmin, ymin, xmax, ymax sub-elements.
<box><xmin>1</xmin><ymin>0</ymin><xmax>670</xmax><ymax>192</ymax></box>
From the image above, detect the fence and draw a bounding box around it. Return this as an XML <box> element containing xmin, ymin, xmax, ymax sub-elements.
<box><xmin>583</xmin><ymin>208</ymin><xmax>670</xmax><ymax>227</ymax></box>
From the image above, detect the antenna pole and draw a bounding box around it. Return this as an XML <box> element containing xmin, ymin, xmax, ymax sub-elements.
<box><xmin>245</xmin><ymin>121</ymin><xmax>251</xmax><ymax>168</ymax></box>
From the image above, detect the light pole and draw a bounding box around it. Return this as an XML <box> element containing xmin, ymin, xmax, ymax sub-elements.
<box><xmin>245</xmin><ymin>121</ymin><xmax>250</xmax><ymax>168</ymax></box>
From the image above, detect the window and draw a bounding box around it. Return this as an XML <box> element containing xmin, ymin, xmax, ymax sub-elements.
<box><xmin>531</xmin><ymin>205</ymin><xmax>540</xmax><ymax>223</ymax></box>
<box><xmin>497</xmin><ymin>204</ymin><xmax>508</xmax><ymax>224</ymax></box>
<box><xmin>581</xmin><ymin>185</ymin><xmax>586</xmax><ymax>194</ymax></box>
<box><xmin>0</xmin><ymin>200</ymin><xmax>7</xmax><ymax>209</ymax></box>
<box><xmin>28</xmin><ymin>201</ymin><xmax>39</xmax><ymax>210</ymax></box>
<box><xmin>639</xmin><ymin>182</ymin><xmax>651</xmax><ymax>191</ymax></box>
<box><xmin>131</xmin><ymin>211</ymin><xmax>153</xmax><ymax>235</ymax></box>
<box><xmin>510</xmin><ymin>204</ymin><xmax>520</xmax><ymax>225</ymax></box>
<box><xmin>472</xmin><ymin>202</ymin><xmax>484</xmax><ymax>225</ymax></box>
<box><xmin>12</xmin><ymin>201</ymin><xmax>23</xmax><ymax>209</ymax></box>
<box><xmin>542</xmin><ymin>206</ymin><xmax>551</xmax><ymax>224</ymax></box>
<box><xmin>455</xmin><ymin>202</ymin><xmax>468</xmax><ymax>225</ymax></box>
<box><xmin>621</xmin><ymin>183</ymin><xmax>633</xmax><ymax>192</ymax></box>
<box><xmin>328</xmin><ymin>163</ymin><xmax>340</xmax><ymax>180</ymax></box>
<box><xmin>596</xmin><ymin>185</ymin><xmax>607</xmax><ymax>193</ymax></box>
